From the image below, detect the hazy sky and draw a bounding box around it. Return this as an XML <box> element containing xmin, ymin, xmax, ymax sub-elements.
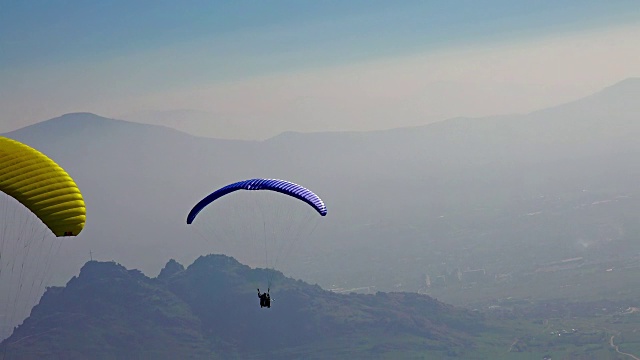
<box><xmin>1</xmin><ymin>1</ymin><xmax>639</xmax><ymax>136</ymax></box>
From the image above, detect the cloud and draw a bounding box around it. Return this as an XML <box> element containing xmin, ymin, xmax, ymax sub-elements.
<box><xmin>108</xmin><ymin>24</ymin><xmax>639</xmax><ymax>138</ymax></box>
<box><xmin>1</xmin><ymin>24</ymin><xmax>639</xmax><ymax>137</ymax></box>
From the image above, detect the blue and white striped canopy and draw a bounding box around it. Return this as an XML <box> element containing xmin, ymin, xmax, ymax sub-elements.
<box><xmin>187</xmin><ymin>178</ymin><xmax>327</xmax><ymax>224</ymax></box>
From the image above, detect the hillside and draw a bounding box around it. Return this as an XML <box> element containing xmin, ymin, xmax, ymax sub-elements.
<box><xmin>0</xmin><ymin>255</ymin><xmax>483</xmax><ymax>359</ymax></box>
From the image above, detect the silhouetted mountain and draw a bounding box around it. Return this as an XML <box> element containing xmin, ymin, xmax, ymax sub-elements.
<box><xmin>158</xmin><ymin>259</ymin><xmax>185</xmax><ymax>280</ymax></box>
<box><xmin>0</xmin><ymin>256</ymin><xmax>482</xmax><ymax>359</ymax></box>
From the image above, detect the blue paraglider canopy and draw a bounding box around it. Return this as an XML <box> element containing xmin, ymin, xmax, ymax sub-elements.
<box><xmin>187</xmin><ymin>178</ymin><xmax>327</xmax><ymax>224</ymax></box>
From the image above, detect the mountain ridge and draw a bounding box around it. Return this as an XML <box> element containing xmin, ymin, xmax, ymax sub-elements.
<box><xmin>1</xmin><ymin>255</ymin><xmax>483</xmax><ymax>359</ymax></box>
<box><xmin>5</xmin><ymin>77</ymin><xmax>638</xmax><ymax>142</ymax></box>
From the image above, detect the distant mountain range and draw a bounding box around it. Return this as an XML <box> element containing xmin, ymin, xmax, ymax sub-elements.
<box><xmin>2</xmin><ymin>77</ymin><xmax>640</xmax><ymax>317</ymax></box>
<box><xmin>0</xmin><ymin>255</ymin><xmax>483</xmax><ymax>359</ymax></box>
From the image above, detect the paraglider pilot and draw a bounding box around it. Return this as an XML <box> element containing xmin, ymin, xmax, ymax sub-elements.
<box><xmin>257</xmin><ymin>288</ymin><xmax>271</xmax><ymax>308</ymax></box>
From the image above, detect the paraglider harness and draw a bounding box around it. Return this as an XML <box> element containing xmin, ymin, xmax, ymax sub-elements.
<box><xmin>257</xmin><ymin>288</ymin><xmax>271</xmax><ymax>308</ymax></box>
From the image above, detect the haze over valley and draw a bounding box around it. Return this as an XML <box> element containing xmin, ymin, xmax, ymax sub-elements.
<box><xmin>3</xmin><ymin>78</ymin><xmax>640</xmax><ymax>303</ymax></box>
<box><xmin>2</xmin><ymin>2</ymin><xmax>640</xmax><ymax>358</ymax></box>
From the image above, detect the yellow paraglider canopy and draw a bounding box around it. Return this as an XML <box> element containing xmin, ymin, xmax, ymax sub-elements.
<box><xmin>0</xmin><ymin>136</ymin><xmax>85</xmax><ymax>237</ymax></box>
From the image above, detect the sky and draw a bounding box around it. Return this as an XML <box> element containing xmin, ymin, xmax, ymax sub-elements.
<box><xmin>1</xmin><ymin>0</ymin><xmax>639</xmax><ymax>137</ymax></box>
